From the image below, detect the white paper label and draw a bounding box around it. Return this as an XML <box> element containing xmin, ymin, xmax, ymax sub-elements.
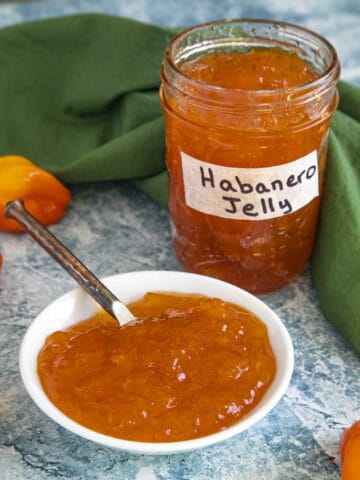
<box><xmin>181</xmin><ymin>150</ymin><xmax>319</xmax><ymax>220</ymax></box>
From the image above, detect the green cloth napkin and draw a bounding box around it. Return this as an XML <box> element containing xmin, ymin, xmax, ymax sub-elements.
<box><xmin>0</xmin><ymin>13</ymin><xmax>174</xmax><ymax>205</ymax></box>
<box><xmin>0</xmin><ymin>13</ymin><xmax>359</xmax><ymax>353</ymax></box>
<box><xmin>310</xmin><ymin>81</ymin><xmax>360</xmax><ymax>355</ymax></box>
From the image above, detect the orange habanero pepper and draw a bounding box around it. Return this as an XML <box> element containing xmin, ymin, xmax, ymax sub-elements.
<box><xmin>341</xmin><ymin>420</ymin><xmax>360</xmax><ymax>479</ymax></box>
<box><xmin>0</xmin><ymin>155</ymin><xmax>71</xmax><ymax>232</ymax></box>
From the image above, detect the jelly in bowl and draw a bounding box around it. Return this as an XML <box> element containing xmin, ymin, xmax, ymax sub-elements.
<box><xmin>20</xmin><ymin>270</ymin><xmax>294</xmax><ymax>455</ymax></box>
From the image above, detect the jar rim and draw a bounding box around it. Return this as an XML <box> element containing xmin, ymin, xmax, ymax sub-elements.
<box><xmin>164</xmin><ymin>18</ymin><xmax>340</xmax><ymax>98</ymax></box>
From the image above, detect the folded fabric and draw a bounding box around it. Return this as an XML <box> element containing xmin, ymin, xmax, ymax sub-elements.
<box><xmin>0</xmin><ymin>14</ymin><xmax>359</xmax><ymax>353</ymax></box>
<box><xmin>0</xmin><ymin>13</ymin><xmax>174</xmax><ymax>204</ymax></box>
<box><xmin>310</xmin><ymin>81</ymin><xmax>360</xmax><ymax>355</ymax></box>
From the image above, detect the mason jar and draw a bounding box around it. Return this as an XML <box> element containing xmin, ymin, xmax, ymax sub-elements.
<box><xmin>160</xmin><ymin>19</ymin><xmax>340</xmax><ymax>294</ymax></box>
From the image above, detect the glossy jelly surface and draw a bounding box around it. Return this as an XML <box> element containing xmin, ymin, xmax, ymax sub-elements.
<box><xmin>37</xmin><ymin>292</ymin><xmax>276</xmax><ymax>442</ymax></box>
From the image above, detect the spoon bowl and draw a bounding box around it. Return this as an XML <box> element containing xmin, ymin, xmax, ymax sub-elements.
<box><xmin>19</xmin><ymin>270</ymin><xmax>294</xmax><ymax>455</ymax></box>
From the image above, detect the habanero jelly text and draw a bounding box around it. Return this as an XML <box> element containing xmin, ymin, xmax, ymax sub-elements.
<box><xmin>199</xmin><ymin>164</ymin><xmax>317</xmax><ymax>217</ymax></box>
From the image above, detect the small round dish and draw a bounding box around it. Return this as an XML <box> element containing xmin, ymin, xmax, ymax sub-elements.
<box><xmin>19</xmin><ymin>270</ymin><xmax>294</xmax><ymax>455</ymax></box>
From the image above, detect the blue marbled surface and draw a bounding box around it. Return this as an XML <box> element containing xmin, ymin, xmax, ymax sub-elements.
<box><xmin>0</xmin><ymin>1</ymin><xmax>359</xmax><ymax>479</ymax></box>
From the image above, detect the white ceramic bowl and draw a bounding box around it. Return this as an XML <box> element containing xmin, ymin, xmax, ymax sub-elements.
<box><xmin>19</xmin><ymin>270</ymin><xmax>294</xmax><ymax>455</ymax></box>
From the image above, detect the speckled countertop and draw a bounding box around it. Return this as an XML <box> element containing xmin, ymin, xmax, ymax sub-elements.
<box><xmin>0</xmin><ymin>1</ymin><xmax>359</xmax><ymax>479</ymax></box>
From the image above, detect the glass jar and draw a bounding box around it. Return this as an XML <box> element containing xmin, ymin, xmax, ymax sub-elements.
<box><xmin>160</xmin><ymin>19</ymin><xmax>340</xmax><ymax>294</ymax></box>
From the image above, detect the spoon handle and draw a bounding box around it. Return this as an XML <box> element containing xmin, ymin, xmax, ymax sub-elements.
<box><xmin>5</xmin><ymin>199</ymin><xmax>132</xmax><ymax>323</ymax></box>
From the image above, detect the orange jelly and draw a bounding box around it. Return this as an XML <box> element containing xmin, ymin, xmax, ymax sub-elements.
<box><xmin>160</xmin><ymin>20</ymin><xmax>340</xmax><ymax>294</ymax></box>
<box><xmin>37</xmin><ymin>292</ymin><xmax>276</xmax><ymax>442</ymax></box>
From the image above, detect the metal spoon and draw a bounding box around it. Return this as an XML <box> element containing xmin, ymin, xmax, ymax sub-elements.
<box><xmin>5</xmin><ymin>199</ymin><xmax>135</xmax><ymax>326</ymax></box>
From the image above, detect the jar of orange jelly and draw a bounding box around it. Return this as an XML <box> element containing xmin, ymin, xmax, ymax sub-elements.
<box><xmin>160</xmin><ymin>19</ymin><xmax>340</xmax><ymax>294</ymax></box>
